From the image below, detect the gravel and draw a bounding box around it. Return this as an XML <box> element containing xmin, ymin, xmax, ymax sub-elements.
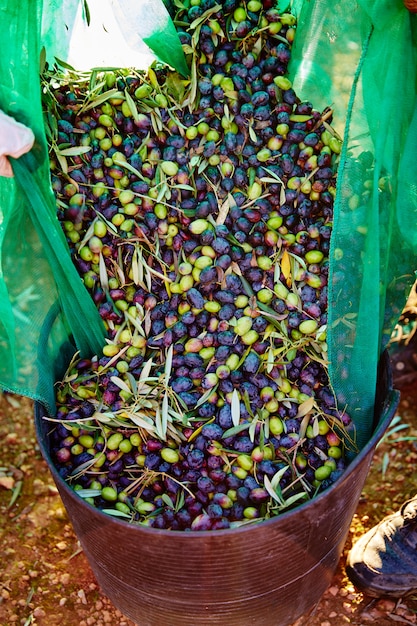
<box><xmin>1</xmin><ymin>377</ymin><xmax>417</xmax><ymax>625</ymax></box>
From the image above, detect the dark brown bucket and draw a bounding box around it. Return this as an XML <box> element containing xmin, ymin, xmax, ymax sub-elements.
<box><xmin>35</xmin><ymin>352</ymin><xmax>399</xmax><ymax>626</ymax></box>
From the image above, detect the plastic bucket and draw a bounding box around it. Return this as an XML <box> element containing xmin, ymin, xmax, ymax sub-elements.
<box><xmin>35</xmin><ymin>351</ymin><xmax>399</xmax><ymax>626</ymax></box>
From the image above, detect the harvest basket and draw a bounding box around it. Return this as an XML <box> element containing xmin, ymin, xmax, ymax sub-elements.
<box><xmin>35</xmin><ymin>350</ymin><xmax>398</xmax><ymax>626</ymax></box>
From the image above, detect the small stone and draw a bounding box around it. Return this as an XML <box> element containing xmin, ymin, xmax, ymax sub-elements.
<box><xmin>33</xmin><ymin>607</ymin><xmax>46</xmax><ymax>618</ymax></box>
<box><xmin>53</xmin><ymin>505</ymin><xmax>67</xmax><ymax>520</ymax></box>
<box><xmin>342</xmin><ymin>601</ymin><xmax>353</xmax><ymax>613</ymax></box>
<box><xmin>32</xmin><ymin>478</ymin><xmax>48</xmax><ymax>495</ymax></box>
<box><xmin>78</xmin><ymin>589</ymin><xmax>87</xmax><ymax>604</ymax></box>
<box><xmin>0</xmin><ymin>476</ymin><xmax>15</xmax><ymax>490</ymax></box>
<box><xmin>56</xmin><ymin>541</ymin><xmax>67</xmax><ymax>551</ymax></box>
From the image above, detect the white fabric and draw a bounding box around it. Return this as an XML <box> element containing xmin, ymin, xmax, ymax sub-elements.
<box><xmin>66</xmin><ymin>0</ymin><xmax>153</xmax><ymax>70</ymax></box>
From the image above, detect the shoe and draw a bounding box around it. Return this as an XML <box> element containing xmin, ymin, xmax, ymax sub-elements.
<box><xmin>346</xmin><ymin>496</ymin><xmax>417</xmax><ymax>597</ymax></box>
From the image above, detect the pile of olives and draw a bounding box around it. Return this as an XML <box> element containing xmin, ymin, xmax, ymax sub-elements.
<box><xmin>43</xmin><ymin>0</ymin><xmax>354</xmax><ymax>530</ymax></box>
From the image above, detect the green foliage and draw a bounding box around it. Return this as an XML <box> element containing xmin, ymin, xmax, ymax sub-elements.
<box><xmin>377</xmin><ymin>415</ymin><xmax>417</xmax><ymax>478</ymax></box>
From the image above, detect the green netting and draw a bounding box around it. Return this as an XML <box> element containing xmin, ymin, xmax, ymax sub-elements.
<box><xmin>0</xmin><ymin>0</ymin><xmax>106</xmax><ymax>412</ymax></box>
<box><xmin>289</xmin><ymin>0</ymin><xmax>417</xmax><ymax>447</ymax></box>
<box><xmin>1</xmin><ymin>0</ymin><xmax>417</xmax><ymax>451</ymax></box>
<box><xmin>110</xmin><ymin>0</ymin><xmax>190</xmax><ymax>77</ymax></box>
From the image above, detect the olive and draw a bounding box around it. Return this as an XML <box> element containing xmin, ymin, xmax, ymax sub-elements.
<box><xmin>48</xmin><ymin>0</ymin><xmax>349</xmax><ymax>531</ymax></box>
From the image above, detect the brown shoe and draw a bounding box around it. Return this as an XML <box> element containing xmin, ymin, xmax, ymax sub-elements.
<box><xmin>346</xmin><ymin>497</ymin><xmax>417</xmax><ymax>597</ymax></box>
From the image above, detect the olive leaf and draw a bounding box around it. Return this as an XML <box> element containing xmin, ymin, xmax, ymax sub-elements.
<box><xmin>248</xmin><ymin>124</ymin><xmax>258</xmax><ymax>144</ymax></box>
<box><xmin>190</xmin><ymin>4</ymin><xmax>222</xmax><ymax>45</ymax></box>
<box><xmin>312</xmin><ymin>418</ymin><xmax>320</xmax><ymax>438</ymax></box>
<box><xmin>70</xmin><ymin>458</ymin><xmax>98</xmax><ymax>479</ymax></box>
<box><xmin>296</xmin><ymin>396</ymin><xmax>315</xmax><ymax>419</ymax></box>
<box><xmin>54</xmin><ymin>149</ymin><xmax>68</xmax><ymax>174</ymax></box>
<box><xmin>102</xmin><ymin>509</ymin><xmax>132</xmax><ymax>519</ymax></box>
<box><xmin>124</xmin><ymin>311</ymin><xmax>146</xmax><ymax>337</ymax></box>
<box><xmin>264</xmin><ymin>468</ymin><xmax>287</xmax><ymax>503</ymax></box>
<box><xmin>110</xmin><ymin>376</ymin><xmax>132</xmax><ymax>395</ymax></box>
<box><xmin>281</xmin><ymin>249</ymin><xmax>292</xmax><ymax>285</ymax></box>
<box><xmin>194</xmin><ymin>385</ymin><xmax>218</xmax><ymax>408</ymax></box>
<box><xmin>165</xmin><ymin>73</ymin><xmax>187</xmax><ymax>104</ymax></box>
<box><xmin>161</xmin><ymin>493</ymin><xmax>175</xmax><ymax>509</ymax></box>
<box><xmin>265</xmin><ymin>468</ymin><xmax>310</xmax><ymax>512</ymax></box>
<box><xmin>99</xmin><ymin>252</ymin><xmax>109</xmax><ymax>293</ymax></box>
<box><xmin>124</xmin><ymin>88</ymin><xmax>140</xmax><ymax>122</ymax></box>
<box><xmin>155</xmin><ymin>404</ymin><xmax>165</xmax><ymax>440</ymax></box>
<box><xmin>131</xmin><ymin>246</ymin><xmax>143</xmax><ymax>287</ymax></box>
<box><xmin>79</xmin><ymin>88</ymin><xmax>121</xmax><ymax>113</ymax></box>
<box><xmin>188</xmin><ymin>417</ymin><xmax>215</xmax><ymax>442</ymax></box>
<box><xmin>248</xmin><ymin>416</ymin><xmax>258</xmax><ymax>443</ymax></box>
<box><xmin>161</xmin><ymin>391</ymin><xmax>169</xmax><ymax>435</ymax></box>
<box><xmin>231</xmin><ymin>388</ymin><xmax>241</xmax><ymax>427</ymax></box>
<box><xmin>121</xmin><ymin>411</ymin><xmax>157</xmax><ymax>433</ymax></box>
<box><xmin>266</xmin><ymin>346</ymin><xmax>275</xmax><ymax>373</ymax></box>
<box><xmin>298</xmin><ymin>413</ymin><xmax>312</xmax><ymax>440</ymax></box>
<box><xmin>216</xmin><ymin>194</ymin><xmax>232</xmax><ymax>225</ymax></box>
<box><xmin>53</xmin><ymin>57</ymin><xmax>77</xmax><ymax>71</ymax></box>
<box><xmin>164</xmin><ymin>345</ymin><xmax>173</xmax><ymax>382</ymax></box>
<box><xmin>76</xmin><ymin>488</ymin><xmax>102</xmax><ymax>499</ymax></box>
<box><xmin>125</xmin><ymin>372</ymin><xmax>138</xmax><ymax>395</ymax></box>
<box><xmin>222</xmin><ymin>422</ymin><xmax>250</xmax><ymax>439</ymax></box>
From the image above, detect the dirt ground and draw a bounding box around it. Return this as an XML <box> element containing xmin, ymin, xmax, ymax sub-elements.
<box><xmin>1</xmin><ymin>374</ymin><xmax>417</xmax><ymax>626</ymax></box>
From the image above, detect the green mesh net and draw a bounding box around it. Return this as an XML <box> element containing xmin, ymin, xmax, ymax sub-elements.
<box><xmin>1</xmin><ymin>0</ymin><xmax>417</xmax><ymax>451</ymax></box>
<box><xmin>289</xmin><ymin>0</ymin><xmax>417</xmax><ymax>447</ymax></box>
<box><xmin>0</xmin><ymin>0</ymin><xmax>106</xmax><ymax>412</ymax></box>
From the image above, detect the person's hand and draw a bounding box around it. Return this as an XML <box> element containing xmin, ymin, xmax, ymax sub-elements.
<box><xmin>0</xmin><ymin>110</ymin><xmax>35</xmax><ymax>177</ymax></box>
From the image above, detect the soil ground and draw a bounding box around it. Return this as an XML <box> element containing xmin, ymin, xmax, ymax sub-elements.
<box><xmin>1</xmin><ymin>373</ymin><xmax>417</xmax><ymax>626</ymax></box>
